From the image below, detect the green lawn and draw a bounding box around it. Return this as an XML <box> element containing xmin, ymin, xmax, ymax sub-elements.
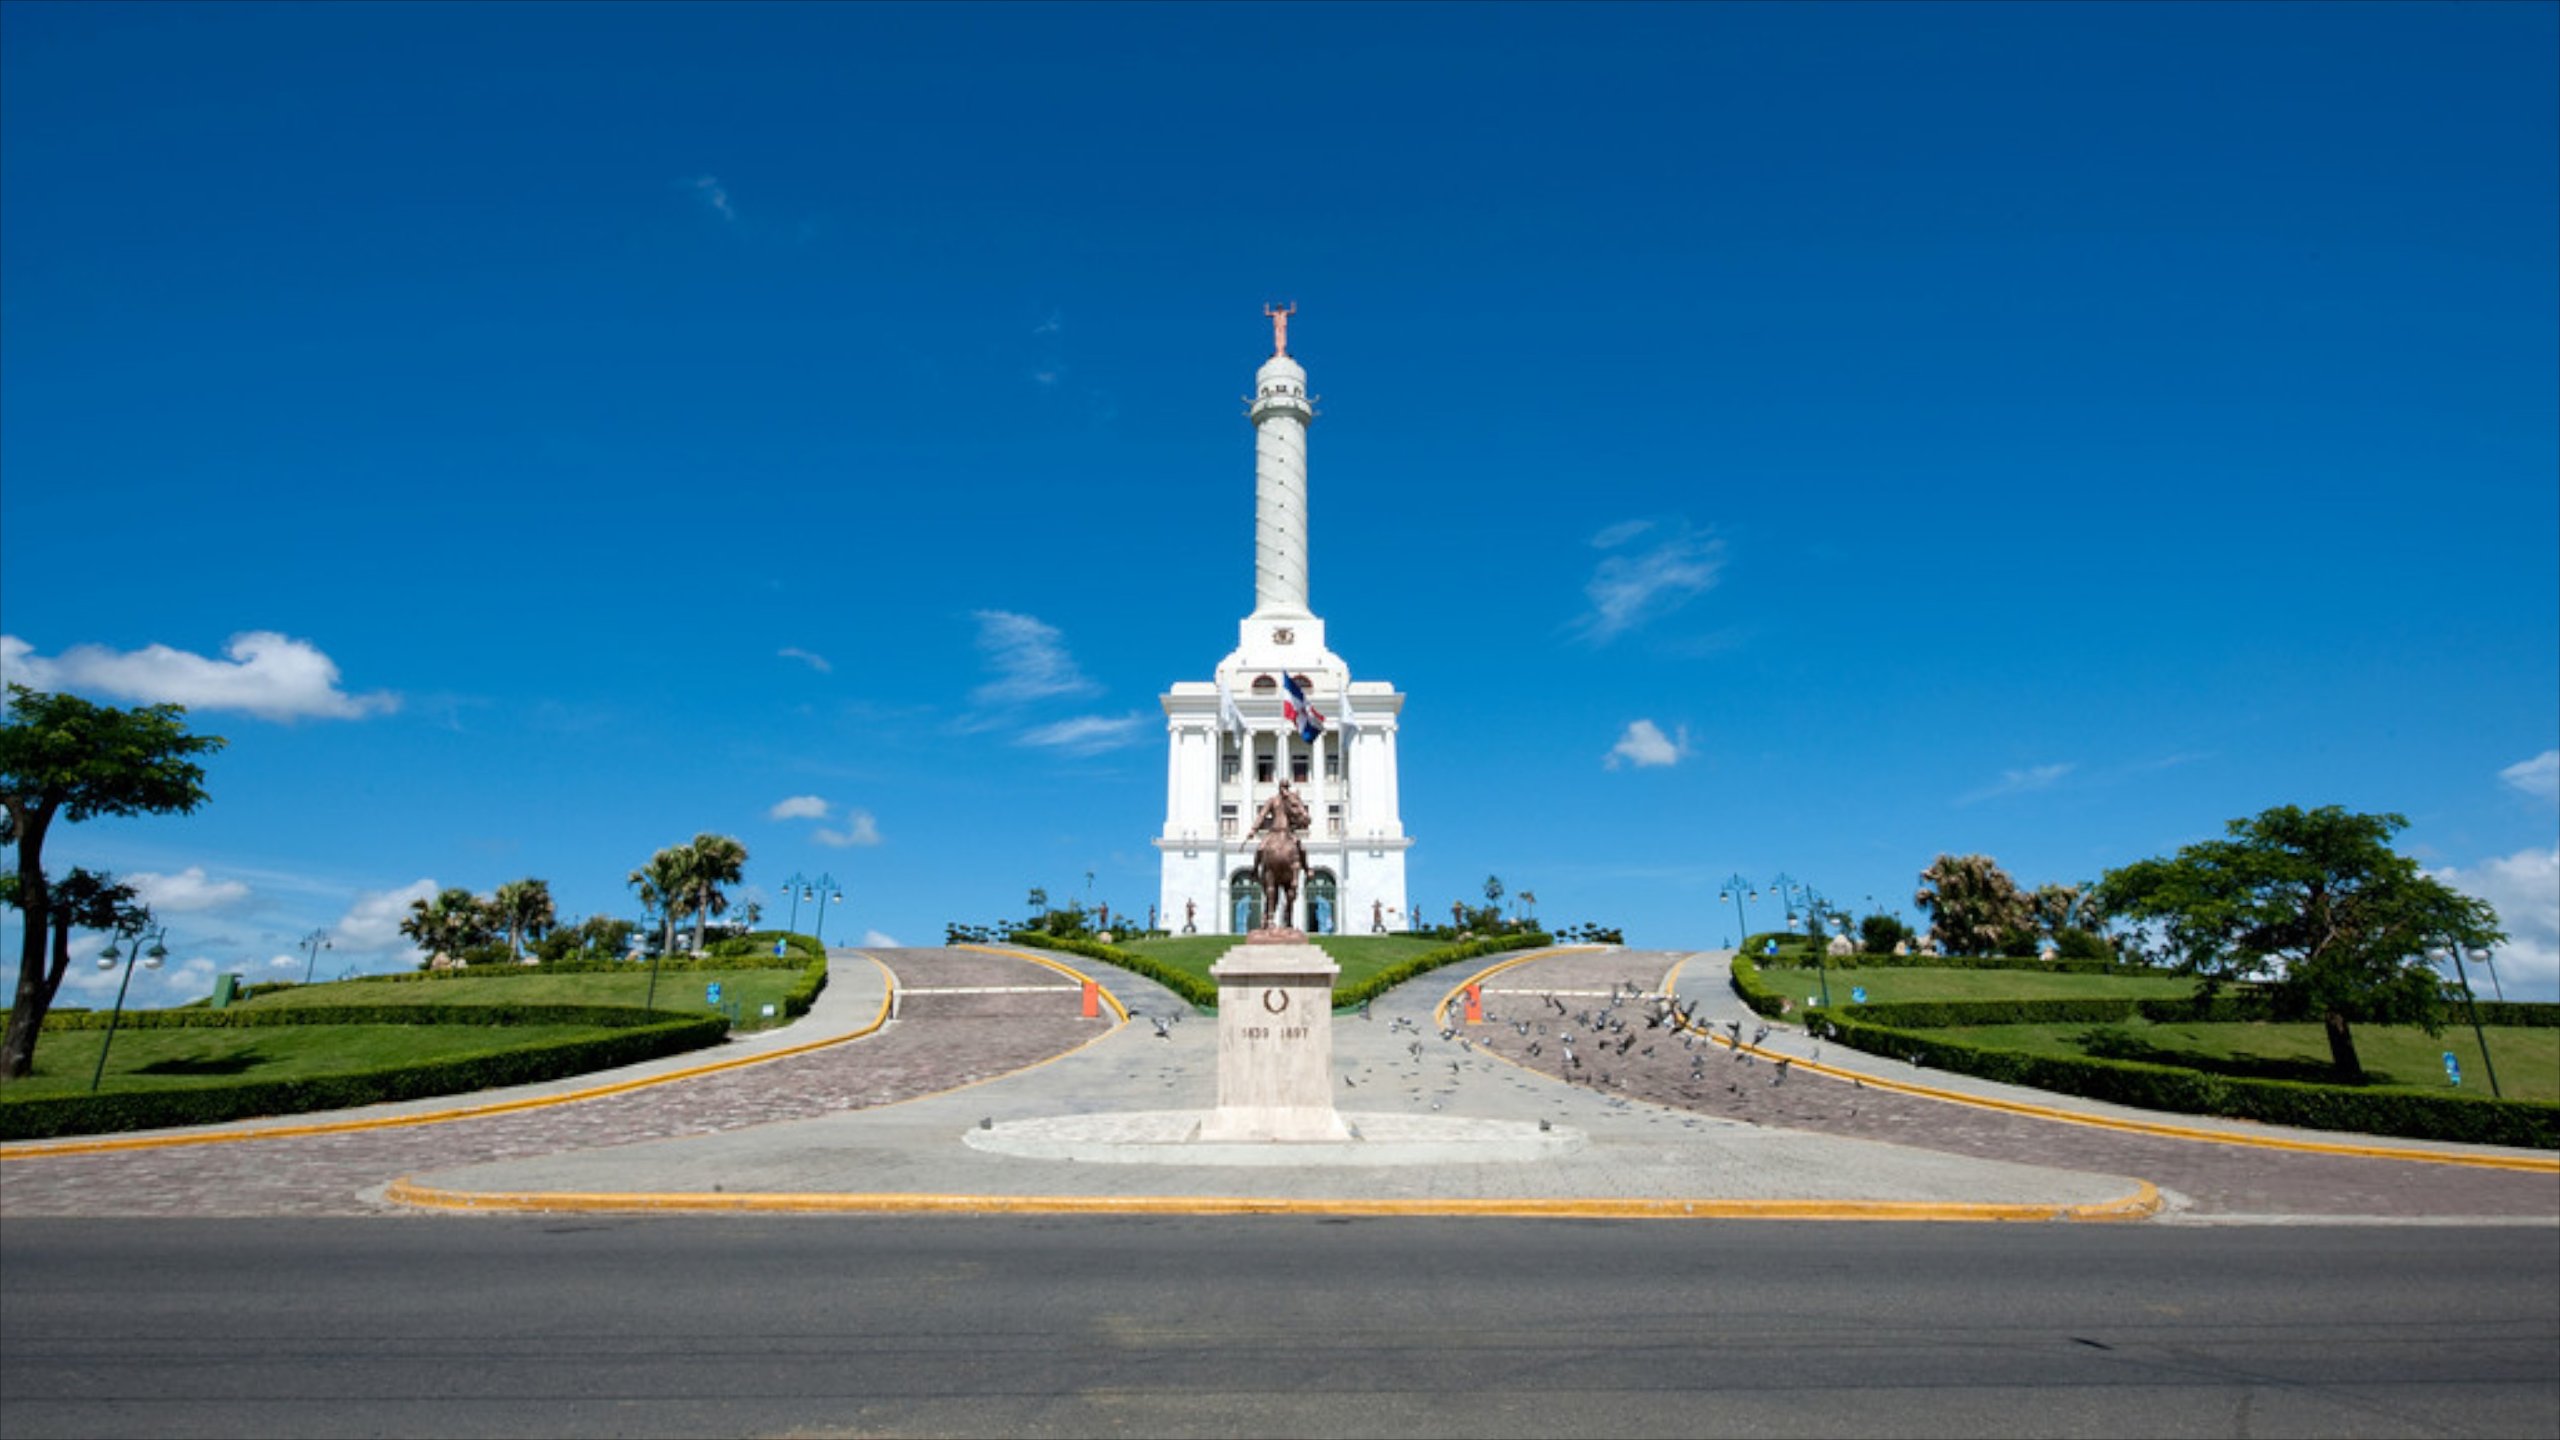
<box><xmin>3</xmin><ymin>1023</ymin><xmax>613</xmax><ymax>1100</ymax></box>
<box><xmin>1120</xmin><ymin>935</ymin><xmax>1449</xmax><ymax>996</ymax></box>
<box><xmin>1933</xmin><ymin>1018</ymin><xmax>2560</xmax><ymax>1103</ymax></box>
<box><xmin>1756</xmin><ymin>964</ymin><xmax>2200</xmax><ymax>1005</ymax></box>
<box><xmin>239</xmin><ymin>968</ymin><xmax>812</xmax><ymax>1031</ymax></box>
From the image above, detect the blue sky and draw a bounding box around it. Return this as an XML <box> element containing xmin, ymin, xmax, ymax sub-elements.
<box><xmin>5</xmin><ymin>1</ymin><xmax>2555</xmax><ymax>1007</ymax></box>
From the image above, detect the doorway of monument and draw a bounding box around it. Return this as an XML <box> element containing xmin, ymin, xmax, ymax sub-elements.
<box><xmin>1227</xmin><ymin>872</ymin><xmax>1262</xmax><ymax>934</ymax></box>
<box><xmin>1307</xmin><ymin>869</ymin><xmax>1337</xmax><ymax>934</ymax></box>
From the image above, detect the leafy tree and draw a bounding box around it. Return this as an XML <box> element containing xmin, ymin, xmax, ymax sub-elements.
<box><xmin>628</xmin><ymin>848</ymin><xmax>694</xmax><ymax>959</ymax></box>
<box><xmin>400</xmin><ymin>886</ymin><xmax>494</xmax><ymax>966</ymax></box>
<box><xmin>490</xmin><ymin>878</ymin><xmax>557</xmax><ymax>962</ymax></box>
<box><xmin>2097</xmin><ymin>805</ymin><xmax>2502</xmax><ymax>1082</ymax></box>
<box><xmin>1913</xmin><ymin>854</ymin><xmax>2031</xmax><ymax>957</ymax></box>
<box><xmin>1</xmin><ymin>686</ymin><xmax>223</xmax><ymax>1081</ymax></box>
<box><xmin>1027</xmin><ymin>886</ymin><xmax>1048</xmax><ymax>916</ymax></box>
<box><xmin>1483</xmin><ymin>875</ymin><xmax>1504</xmax><ymax>908</ymax></box>
<box><xmin>680</xmin><ymin>833</ymin><xmax>748</xmax><ymax>954</ymax></box>
<box><xmin>1858</xmin><ymin>912</ymin><xmax>1915</xmax><ymax>955</ymax></box>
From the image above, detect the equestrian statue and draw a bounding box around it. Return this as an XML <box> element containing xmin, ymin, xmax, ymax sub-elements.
<box><xmin>1248</xmin><ymin>779</ymin><xmax>1312</xmax><ymax>934</ymax></box>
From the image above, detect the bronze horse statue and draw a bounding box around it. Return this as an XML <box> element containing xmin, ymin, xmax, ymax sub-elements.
<box><xmin>1249</xmin><ymin>781</ymin><xmax>1312</xmax><ymax>933</ymax></box>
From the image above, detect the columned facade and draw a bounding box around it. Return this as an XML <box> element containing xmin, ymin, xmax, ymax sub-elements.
<box><xmin>1156</xmin><ymin>315</ymin><xmax>1413</xmax><ymax>935</ymax></box>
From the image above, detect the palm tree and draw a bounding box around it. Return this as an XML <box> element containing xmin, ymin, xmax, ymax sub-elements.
<box><xmin>492</xmin><ymin>878</ymin><xmax>557</xmax><ymax>963</ymax></box>
<box><xmin>684</xmin><ymin>833</ymin><xmax>748</xmax><ymax>955</ymax></box>
<box><xmin>628</xmin><ymin>849</ymin><xmax>693</xmax><ymax>960</ymax></box>
<box><xmin>400</xmin><ymin>886</ymin><xmax>487</xmax><ymax>967</ymax></box>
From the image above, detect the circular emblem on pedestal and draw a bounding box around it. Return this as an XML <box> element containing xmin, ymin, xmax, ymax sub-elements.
<box><xmin>1261</xmin><ymin>988</ymin><xmax>1290</xmax><ymax>1014</ymax></box>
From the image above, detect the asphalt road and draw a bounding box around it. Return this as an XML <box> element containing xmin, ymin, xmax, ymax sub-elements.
<box><xmin>4</xmin><ymin>1218</ymin><xmax>2553</xmax><ymax>1439</ymax></box>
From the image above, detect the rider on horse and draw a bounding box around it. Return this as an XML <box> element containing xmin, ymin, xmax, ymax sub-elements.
<box><xmin>1249</xmin><ymin>780</ymin><xmax>1312</xmax><ymax>931</ymax></box>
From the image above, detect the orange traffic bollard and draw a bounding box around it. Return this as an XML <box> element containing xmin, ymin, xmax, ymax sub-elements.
<box><xmin>1081</xmin><ymin>979</ymin><xmax>1100</xmax><ymax>1018</ymax></box>
<box><xmin>1463</xmin><ymin>984</ymin><xmax>1483</xmax><ymax>1024</ymax></box>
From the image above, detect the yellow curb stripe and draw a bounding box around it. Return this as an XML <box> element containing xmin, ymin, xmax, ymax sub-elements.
<box><xmin>956</xmin><ymin>945</ymin><xmax>1130</xmax><ymax>1022</ymax></box>
<box><xmin>382</xmin><ymin>1175</ymin><xmax>2162</xmax><ymax>1223</ymax></box>
<box><xmin>1654</xmin><ymin>954</ymin><xmax>2559</xmax><ymax>1175</ymax></box>
<box><xmin>0</xmin><ymin>955</ymin><xmax>902</xmax><ymax>1160</ymax></box>
<box><xmin>1433</xmin><ymin>947</ymin><xmax>1602</xmax><ymax>1027</ymax></box>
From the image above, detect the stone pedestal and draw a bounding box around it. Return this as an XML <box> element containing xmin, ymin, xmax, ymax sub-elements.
<box><xmin>1195</xmin><ymin>943</ymin><xmax>1351</xmax><ymax>1142</ymax></box>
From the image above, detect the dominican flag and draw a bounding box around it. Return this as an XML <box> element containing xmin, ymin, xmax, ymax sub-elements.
<box><xmin>1281</xmin><ymin>673</ymin><xmax>1326</xmax><ymax>742</ymax></box>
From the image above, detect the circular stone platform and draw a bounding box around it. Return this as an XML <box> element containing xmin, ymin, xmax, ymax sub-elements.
<box><xmin>962</xmin><ymin>1110</ymin><xmax>1584</xmax><ymax>1167</ymax></box>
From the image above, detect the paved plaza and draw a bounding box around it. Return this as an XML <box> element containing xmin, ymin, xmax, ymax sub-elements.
<box><xmin>1</xmin><ymin>946</ymin><xmax>2551</xmax><ymax>1224</ymax></box>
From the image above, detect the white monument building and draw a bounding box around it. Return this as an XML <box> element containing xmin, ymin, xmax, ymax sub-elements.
<box><xmin>1155</xmin><ymin>309</ymin><xmax>1412</xmax><ymax>936</ymax></box>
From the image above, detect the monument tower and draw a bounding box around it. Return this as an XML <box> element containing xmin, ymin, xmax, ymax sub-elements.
<box><xmin>1155</xmin><ymin>311</ymin><xmax>1413</xmax><ymax>935</ymax></box>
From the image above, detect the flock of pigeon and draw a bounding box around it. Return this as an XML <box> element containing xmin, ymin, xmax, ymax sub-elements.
<box><xmin>1115</xmin><ymin>965</ymin><xmax>1920</xmax><ymax>1131</ymax></box>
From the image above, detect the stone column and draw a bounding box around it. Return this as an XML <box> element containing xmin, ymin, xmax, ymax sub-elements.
<box><xmin>1250</xmin><ymin>354</ymin><xmax>1313</xmax><ymax>617</ymax></box>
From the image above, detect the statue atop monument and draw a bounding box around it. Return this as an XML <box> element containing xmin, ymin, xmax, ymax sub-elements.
<box><xmin>1264</xmin><ymin>301</ymin><xmax>1295</xmax><ymax>358</ymax></box>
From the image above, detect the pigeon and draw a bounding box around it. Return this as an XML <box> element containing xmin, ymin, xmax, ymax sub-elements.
<box><xmin>1751</xmin><ymin>1023</ymin><xmax>1770</xmax><ymax>1048</ymax></box>
<box><xmin>1528</xmin><ymin>1042</ymin><xmax>1543</xmax><ymax>1057</ymax></box>
<box><xmin>1358</xmin><ymin>999</ymin><xmax>1374</xmax><ymax>1021</ymax></box>
<box><xmin>1773</xmin><ymin>1058</ymin><xmax>1792</xmax><ymax>1085</ymax></box>
<box><xmin>1344</xmin><ymin>1074</ymin><xmax>1357</xmax><ymax>1088</ymax></box>
<box><xmin>1148</xmin><ymin>1015</ymin><xmax>1172</xmax><ymax>1040</ymax></box>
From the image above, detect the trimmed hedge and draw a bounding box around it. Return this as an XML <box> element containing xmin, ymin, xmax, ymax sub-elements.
<box><xmin>0</xmin><ymin>1012</ymin><xmax>730</xmax><ymax>1142</ymax></box>
<box><xmin>27</xmin><ymin>1003</ymin><xmax>707</xmax><ymax>1032</ymax></box>
<box><xmin>1000</xmin><ymin>932</ymin><xmax>1557</xmax><ymax>1011</ymax></box>
<box><xmin>1334</xmin><ymin>933</ymin><xmax>1554</xmax><ymax>1011</ymax></box>
<box><xmin>1006</xmin><ymin>933</ymin><xmax>1219</xmax><ymax>1008</ymax></box>
<box><xmin>1811</xmin><ymin>1006</ymin><xmax>2559</xmax><ymax>1151</ymax></box>
<box><xmin>1740</xmin><ymin>933</ymin><xmax>2165</xmax><ymax>977</ymax></box>
<box><xmin>1736</xmin><ymin>954</ymin><xmax>2557</xmax><ymax>1147</ymax></box>
<box><xmin>367</xmin><ymin>949</ymin><xmax>819</xmax><ymax>981</ymax></box>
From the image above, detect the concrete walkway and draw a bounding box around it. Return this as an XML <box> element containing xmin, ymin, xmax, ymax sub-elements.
<box><xmin>393</xmin><ymin>946</ymin><xmax>2157</xmax><ymax>1219</ymax></box>
<box><xmin>8</xmin><ymin>944</ymin><xmax>2550</xmax><ymax>1224</ymax></box>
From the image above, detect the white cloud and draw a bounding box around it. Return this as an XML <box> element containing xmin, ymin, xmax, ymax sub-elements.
<box><xmin>2500</xmin><ymin>750</ymin><xmax>2558</xmax><ymax>802</ymax></box>
<box><xmin>1575</xmin><ymin>522</ymin><xmax>1726</xmax><ymax>643</ymax></box>
<box><xmin>269</xmin><ymin>953</ymin><xmax>300</xmax><ymax>969</ymax></box>
<box><xmin>1604</xmin><ymin>719</ymin><xmax>1690</xmax><ymax>770</ymax></box>
<box><xmin>768</xmin><ymin>795</ymin><xmax>830</xmax><ymax>821</ymax></box>
<box><xmin>778</xmin><ymin>647</ymin><xmax>833</xmax><ymax>675</ymax></box>
<box><xmin>2</xmin><ymin>632</ymin><xmax>396</xmax><ymax>721</ymax></box>
<box><xmin>1956</xmin><ymin>763</ymin><xmax>2075</xmax><ymax>806</ymax></box>
<box><xmin>1018</xmin><ymin>714</ymin><xmax>1145</xmax><ymax>755</ymax></box>
<box><xmin>332</xmin><ymin>879</ymin><xmax>439</xmax><ymax>961</ymax></box>
<box><xmin>970</xmin><ymin>611</ymin><xmax>1097</xmax><ymax>705</ymax></box>
<box><xmin>861</xmin><ymin>928</ymin><xmax>902</xmax><ymax>948</ymax></box>
<box><xmin>685</xmin><ymin>174</ymin><xmax>736</xmax><ymax>222</ymax></box>
<box><xmin>814</xmin><ymin>809</ymin><xmax>882</xmax><ymax>848</ymax></box>
<box><xmin>2434</xmin><ymin>848</ymin><xmax>2560</xmax><ymax>1003</ymax></box>
<box><xmin>129</xmin><ymin>866</ymin><xmax>251</xmax><ymax>913</ymax></box>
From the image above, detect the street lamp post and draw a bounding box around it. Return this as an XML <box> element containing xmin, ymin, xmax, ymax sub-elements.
<box><xmin>2427</xmin><ymin>943</ymin><xmax>2503</xmax><ymax>1099</ymax></box>
<box><xmin>810</xmin><ymin>873</ymin><xmax>842</xmax><ymax>946</ymax></box>
<box><xmin>90</xmin><ymin>915</ymin><xmax>168</xmax><ymax>1092</ymax></box>
<box><xmin>1769</xmin><ymin>873</ymin><xmax>1799</xmax><ymax>929</ymax></box>
<box><xmin>298</xmin><ymin>928</ymin><xmax>332</xmax><ymax>986</ymax></box>
<box><xmin>1717</xmin><ymin>874</ymin><xmax>1755</xmax><ymax>952</ymax></box>
<box><xmin>782</xmin><ymin>872</ymin><xmax>812</xmax><ymax>937</ymax></box>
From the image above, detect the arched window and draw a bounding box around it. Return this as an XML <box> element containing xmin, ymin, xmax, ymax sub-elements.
<box><xmin>1306</xmin><ymin>869</ymin><xmax>1338</xmax><ymax>935</ymax></box>
<box><xmin>1251</xmin><ymin>675</ymin><xmax>1278</xmax><ymax>694</ymax></box>
<box><xmin>1228</xmin><ymin>871</ymin><xmax>1263</xmax><ymax>934</ymax></box>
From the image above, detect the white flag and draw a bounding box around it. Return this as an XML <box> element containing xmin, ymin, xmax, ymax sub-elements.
<box><xmin>1216</xmin><ymin>676</ymin><xmax>1246</xmax><ymax>737</ymax></box>
<box><xmin>1337</xmin><ymin>679</ymin><xmax>1361</xmax><ymax>733</ymax></box>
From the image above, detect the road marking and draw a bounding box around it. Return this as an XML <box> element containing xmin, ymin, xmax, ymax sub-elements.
<box><xmin>1623</xmin><ymin>951</ymin><xmax>2555</xmax><ymax>1174</ymax></box>
<box><xmin>0</xmin><ymin>955</ymin><xmax>903</xmax><ymax>1160</ymax></box>
<box><xmin>901</xmin><ymin>985</ymin><xmax>1085</xmax><ymax>995</ymax></box>
<box><xmin>383</xmin><ymin>1175</ymin><xmax>2164</xmax><ymax>1224</ymax></box>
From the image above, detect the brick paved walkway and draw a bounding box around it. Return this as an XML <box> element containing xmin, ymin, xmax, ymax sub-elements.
<box><xmin>1473</xmin><ymin>950</ymin><xmax>2558</xmax><ymax>1220</ymax></box>
<box><xmin>0</xmin><ymin>950</ymin><xmax>1107</xmax><ymax>1217</ymax></box>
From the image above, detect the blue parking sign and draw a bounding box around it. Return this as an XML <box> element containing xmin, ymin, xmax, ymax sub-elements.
<box><xmin>707</xmin><ymin>981</ymin><xmax>724</xmax><ymax>1006</ymax></box>
<box><xmin>2443</xmin><ymin>1051</ymin><xmax>2462</xmax><ymax>1087</ymax></box>
<box><xmin>1851</xmin><ymin>986</ymin><xmax>1868</xmax><ymax>1005</ymax></box>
